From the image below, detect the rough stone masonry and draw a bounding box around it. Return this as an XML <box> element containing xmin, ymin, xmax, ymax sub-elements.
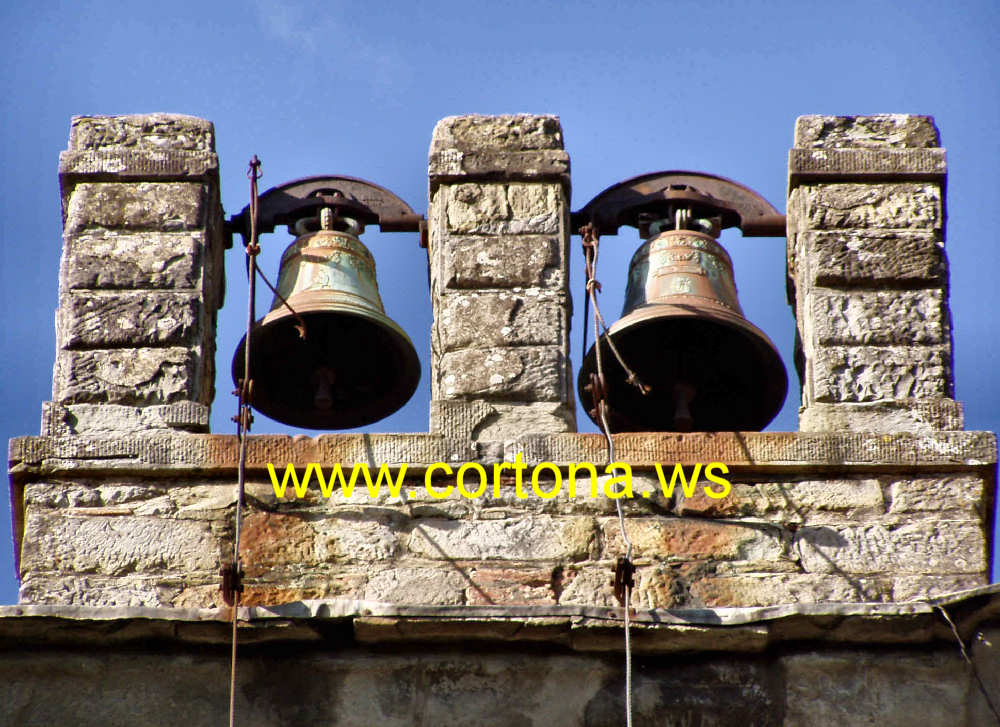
<box><xmin>427</xmin><ymin>114</ymin><xmax>576</xmax><ymax>439</ymax></box>
<box><xmin>3</xmin><ymin>113</ymin><xmax>998</xmax><ymax>726</ymax></box>
<box><xmin>44</xmin><ymin>113</ymin><xmax>226</xmax><ymax>437</ymax></box>
<box><xmin>787</xmin><ymin>114</ymin><xmax>960</xmax><ymax>433</ymax></box>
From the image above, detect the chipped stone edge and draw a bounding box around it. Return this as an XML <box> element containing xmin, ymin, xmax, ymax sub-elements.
<box><xmin>0</xmin><ymin>583</ymin><xmax>997</xmax><ymax>653</ymax></box>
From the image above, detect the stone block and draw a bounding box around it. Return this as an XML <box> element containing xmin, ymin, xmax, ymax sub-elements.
<box><xmin>60</xmin><ymin>291</ymin><xmax>200</xmax><ymax>348</ymax></box>
<box><xmin>436</xmin><ymin>346</ymin><xmax>568</xmax><ymax>401</ymax></box>
<box><xmin>239</xmin><ymin>573</ymin><xmax>365</xmax><ymax>607</ymax></box>
<box><xmin>23</xmin><ymin>481</ymin><xmax>174</xmax><ymax>510</ymax></box>
<box><xmin>438</xmin><ymin>290</ymin><xmax>566</xmax><ymax>351</ymax></box>
<box><xmin>238</xmin><ymin>512</ymin><xmax>317</xmax><ymax>576</ymax></box>
<box><xmin>687</xmin><ymin>573</ymin><xmax>885</xmax><ymax>607</ymax></box>
<box><xmin>22</xmin><ymin>483</ymin><xmax>99</xmax><ymax>509</ymax></box>
<box><xmin>507</xmin><ymin>183</ymin><xmax>560</xmax><ymax>221</ymax></box>
<box><xmin>54</xmin><ymin>347</ymin><xmax>202</xmax><ymax>405</ymax></box>
<box><xmin>17</xmin><ymin>573</ymin><xmax>194</xmax><ymax>607</ymax></box>
<box><xmin>430</xmin><ymin>114</ymin><xmax>565</xmax><ymax>152</ymax></box>
<box><xmin>445</xmin><ymin>183</ymin><xmax>561</xmax><ymax>235</ymax></box>
<box><xmin>313</xmin><ymin>515</ymin><xmax>404</xmax><ymax>564</ymax></box>
<box><xmin>62</xmin><ymin>231</ymin><xmax>204</xmax><ymax>290</ymax></box>
<box><xmin>445</xmin><ymin>183</ymin><xmax>508</xmax><ymax>231</ymax></box>
<box><xmin>407</xmin><ymin>516</ymin><xmax>597</xmax><ymax>561</ymax></box>
<box><xmin>465</xmin><ymin>566</ymin><xmax>563</xmax><ymax>605</ymax></box>
<box><xmin>438</xmin><ymin>235</ymin><xmax>563</xmax><ymax>289</ymax></box>
<box><xmin>798</xmin><ymin>400</ymin><xmax>963</xmax><ymax>433</ymax></box>
<box><xmin>794</xmin><ymin>114</ymin><xmax>940</xmax><ymax>148</ymax></box>
<box><xmin>65</xmin><ymin>182</ymin><xmax>205</xmax><ymax>233</ymax></box>
<box><xmin>887</xmin><ymin>475</ymin><xmax>983</xmax><ymax>514</ymax></box>
<box><xmin>675</xmin><ymin>478</ymin><xmax>884</xmax><ymax>523</ymax></box>
<box><xmin>428</xmin><ymin>149</ymin><xmax>570</xmax><ymax>181</ymax></box>
<box><xmin>811</xmin><ymin>345</ymin><xmax>951</xmax><ymax>403</ymax></box>
<box><xmin>68</xmin><ymin>114</ymin><xmax>215</xmax><ymax>152</ymax></box>
<box><xmin>809</xmin><ymin>289</ymin><xmax>944</xmax><ymax>345</ymax></box>
<box><xmin>363</xmin><ymin>568</ymin><xmax>468</xmax><ymax>605</ymax></box>
<box><xmin>22</xmin><ymin>484</ymin><xmax>185</xmax><ymax>523</ymax></box>
<box><xmin>799</xmin><ymin>183</ymin><xmax>941</xmax><ymax>230</ymax></box>
<box><xmin>19</xmin><ymin>511</ymin><xmax>218</xmax><ymax>576</ymax></box>
<box><xmin>891</xmin><ymin>575</ymin><xmax>986</xmax><ymax>601</ymax></box>
<box><xmin>41</xmin><ymin>401</ymin><xmax>211</xmax><ymax>435</ymax></box>
<box><xmin>795</xmin><ymin>520</ymin><xmax>986</xmax><ymax>575</ymax></box>
<box><xmin>557</xmin><ymin>565</ymin><xmax>619</xmax><ymax>607</ymax></box>
<box><xmin>788</xmin><ymin>147</ymin><xmax>946</xmax><ymax>181</ymax></box>
<box><xmin>168</xmin><ymin>483</ymin><xmax>239</xmax><ymax>514</ymax></box>
<box><xmin>600</xmin><ymin>517</ymin><xmax>787</xmax><ymax>563</ymax></box>
<box><xmin>801</xmin><ymin>230</ymin><xmax>944</xmax><ymax>285</ymax></box>
<box><xmin>783</xmin><ymin>652</ymin><xmax>965</xmax><ymax>727</ymax></box>
<box><xmin>429</xmin><ymin>400</ymin><xmax>575</xmax><ymax>439</ymax></box>
<box><xmin>59</xmin><ymin>149</ymin><xmax>219</xmax><ymax>181</ymax></box>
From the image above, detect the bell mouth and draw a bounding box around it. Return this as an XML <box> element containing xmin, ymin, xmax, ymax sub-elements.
<box><xmin>578</xmin><ymin>303</ymin><xmax>787</xmax><ymax>433</ymax></box>
<box><xmin>232</xmin><ymin>307</ymin><xmax>420</xmax><ymax>430</ymax></box>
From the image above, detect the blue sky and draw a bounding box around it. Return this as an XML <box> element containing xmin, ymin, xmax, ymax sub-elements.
<box><xmin>1</xmin><ymin>0</ymin><xmax>997</xmax><ymax>603</ymax></box>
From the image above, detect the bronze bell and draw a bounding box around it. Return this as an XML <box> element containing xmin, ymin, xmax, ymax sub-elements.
<box><xmin>232</xmin><ymin>208</ymin><xmax>420</xmax><ymax>429</ymax></box>
<box><xmin>578</xmin><ymin>211</ymin><xmax>787</xmax><ymax>432</ymax></box>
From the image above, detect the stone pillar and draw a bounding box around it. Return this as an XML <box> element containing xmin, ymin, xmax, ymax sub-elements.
<box><xmin>787</xmin><ymin>115</ymin><xmax>962</xmax><ymax>432</ymax></box>
<box><xmin>427</xmin><ymin>115</ymin><xmax>575</xmax><ymax>439</ymax></box>
<box><xmin>43</xmin><ymin>114</ymin><xmax>225</xmax><ymax>436</ymax></box>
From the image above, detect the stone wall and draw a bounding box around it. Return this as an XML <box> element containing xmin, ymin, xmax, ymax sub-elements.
<box><xmin>0</xmin><ymin>599</ymin><xmax>997</xmax><ymax>726</ymax></box>
<box><xmin>10</xmin><ymin>431</ymin><xmax>993</xmax><ymax>608</ymax></box>
<box><xmin>42</xmin><ymin>114</ymin><xmax>226</xmax><ymax>437</ymax></box>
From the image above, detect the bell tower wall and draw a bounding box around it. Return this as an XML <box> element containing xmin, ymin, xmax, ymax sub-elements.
<box><xmin>7</xmin><ymin>113</ymin><xmax>994</xmax><ymax>615</ymax></box>
<box><xmin>4</xmin><ymin>111</ymin><xmax>998</xmax><ymax>726</ymax></box>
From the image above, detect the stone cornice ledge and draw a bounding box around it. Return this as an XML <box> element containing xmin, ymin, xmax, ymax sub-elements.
<box><xmin>0</xmin><ymin>584</ymin><xmax>997</xmax><ymax>654</ymax></box>
<box><xmin>9</xmin><ymin>431</ymin><xmax>997</xmax><ymax>476</ymax></box>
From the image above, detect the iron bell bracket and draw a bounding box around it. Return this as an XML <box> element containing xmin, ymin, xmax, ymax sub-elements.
<box><xmin>570</xmin><ymin>170</ymin><xmax>786</xmax><ymax>238</ymax></box>
<box><xmin>226</xmin><ymin>175</ymin><xmax>426</xmax><ymax>247</ymax></box>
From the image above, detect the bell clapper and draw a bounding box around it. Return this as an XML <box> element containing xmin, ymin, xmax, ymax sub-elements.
<box><xmin>672</xmin><ymin>381</ymin><xmax>696</xmax><ymax>432</ymax></box>
<box><xmin>311</xmin><ymin>366</ymin><xmax>337</xmax><ymax>411</ymax></box>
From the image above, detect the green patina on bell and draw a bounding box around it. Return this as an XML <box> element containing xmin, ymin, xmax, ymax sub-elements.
<box><xmin>233</xmin><ymin>209</ymin><xmax>419</xmax><ymax>429</ymax></box>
